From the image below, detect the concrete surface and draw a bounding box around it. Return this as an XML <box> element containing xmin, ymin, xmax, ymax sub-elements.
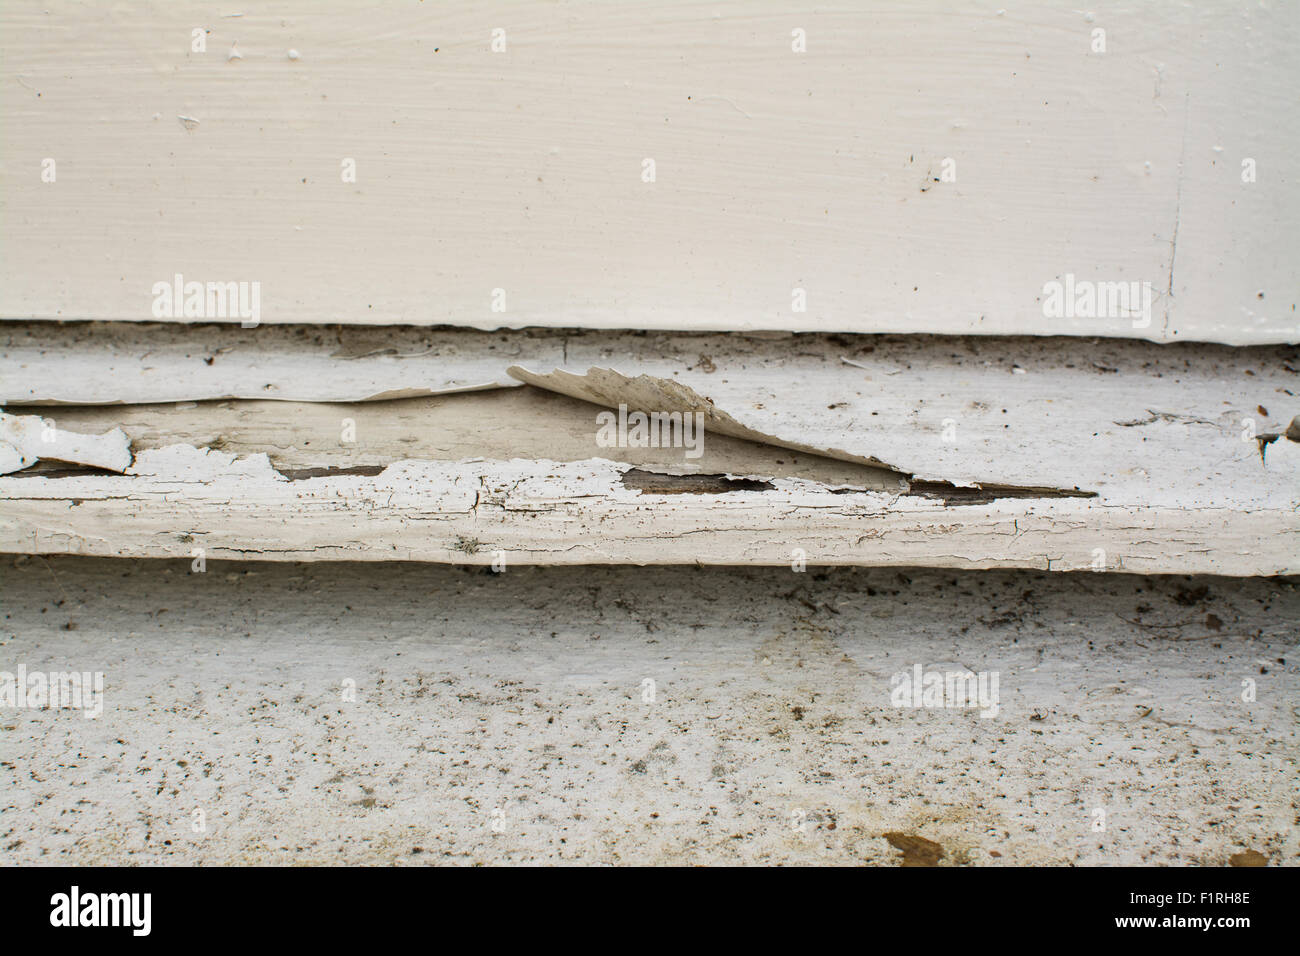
<box><xmin>1</xmin><ymin>557</ymin><xmax>1295</xmax><ymax>865</ymax></box>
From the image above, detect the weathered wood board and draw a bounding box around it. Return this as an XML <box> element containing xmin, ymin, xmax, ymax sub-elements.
<box><xmin>5</xmin><ymin>322</ymin><xmax>1296</xmax><ymax>503</ymax></box>
<box><xmin>0</xmin><ymin>448</ymin><xmax>1294</xmax><ymax>574</ymax></box>
<box><xmin>2</xmin><ymin>326</ymin><xmax>1296</xmax><ymax>573</ymax></box>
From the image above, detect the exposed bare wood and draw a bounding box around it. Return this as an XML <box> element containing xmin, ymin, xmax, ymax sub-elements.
<box><xmin>3</xmin><ymin>390</ymin><xmax>900</xmax><ymax>489</ymax></box>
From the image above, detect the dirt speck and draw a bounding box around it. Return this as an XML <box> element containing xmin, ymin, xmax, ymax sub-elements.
<box><xmin>1174</xmin><ymin>585</ymin><xmax>1210</xmax><ymax>607</ymax></box>
<box><xmin>884</xmin><ymin>832</ymin><xmax>945</xmax><ymax>867</ymax></box>
<box><xmin>452</xmin><ymin>536</ymin><xmax>483</xmax><ymax>555</ymax></box>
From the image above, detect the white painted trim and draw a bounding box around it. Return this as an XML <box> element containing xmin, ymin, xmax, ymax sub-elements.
<box><xmin>1</xmin><ymin>449</ymin><xmax>1295</xmax><ymax>574</ymax></box>
<box><xmin>2</xmin><ymin>2</ymin><xmax>1295</xmax><ymax>342</ymax></box>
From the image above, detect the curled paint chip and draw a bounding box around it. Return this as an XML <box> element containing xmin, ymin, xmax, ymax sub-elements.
<box><xmin>0</xmin><ymin>412</ymin><xmax>132</xmax><ymax>474</ymax></box>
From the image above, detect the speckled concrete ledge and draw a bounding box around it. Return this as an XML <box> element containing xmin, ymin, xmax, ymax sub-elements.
<box><xmin>1</xmin><ymin>558</ymin><xmax>1294</xmax><ymax>865</ymax></box>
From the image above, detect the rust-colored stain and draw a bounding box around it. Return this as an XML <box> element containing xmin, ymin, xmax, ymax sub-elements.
<box><xmin>1228</xmin><ymin>849</ymin><xmax>1268</xmax><ymax>867</ymax></box>
<box><xmin>884</xmin><ymin>832</ymin><xmax>945</xmax><ymax>867</ymax></box>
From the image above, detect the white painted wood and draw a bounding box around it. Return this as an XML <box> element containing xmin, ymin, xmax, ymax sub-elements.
<box><xmin>2</xmin><ymin>2</ymin><xmax>1295</xmax><ymax>343</ymax></box>
<box><xmin>0</xmin><ymin>323</ymin><xmax>528</xmax><ymax>404</ymax></box>
<box><xmin>509</xmin><ymin>356</ymin><xmax>1300</xmax><ymax>510</ymax></box>
<box><xmin>3</xmin><ymin>323</ymin><xmax>1296</xmax><ymax>574</ymax></box>
<box><xmin>1</xmin><ymin>448</ymin><xmax>1295</xmax><ymax>574</ymax></box>
<box><xmin>6</xmin><ymin>323</ymin><xmax>1298</xmax><ymax>510</ymax></box>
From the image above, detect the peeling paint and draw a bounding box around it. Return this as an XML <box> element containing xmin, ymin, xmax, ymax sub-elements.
<box><xmin>0</xmin><ymin>412</ymin><xmax>132</xmax><ymax>474</ymax></box>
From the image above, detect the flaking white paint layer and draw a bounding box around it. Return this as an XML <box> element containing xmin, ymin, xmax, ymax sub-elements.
<box><xmin>0</xmin><ymin>412</ymin><xmax>132</xmax><ymax>474</ymax></box>
<box><xmin>1</xmin><ymin>450</ymin><xmax>1295</xmax><ymax>574</ymax></box>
